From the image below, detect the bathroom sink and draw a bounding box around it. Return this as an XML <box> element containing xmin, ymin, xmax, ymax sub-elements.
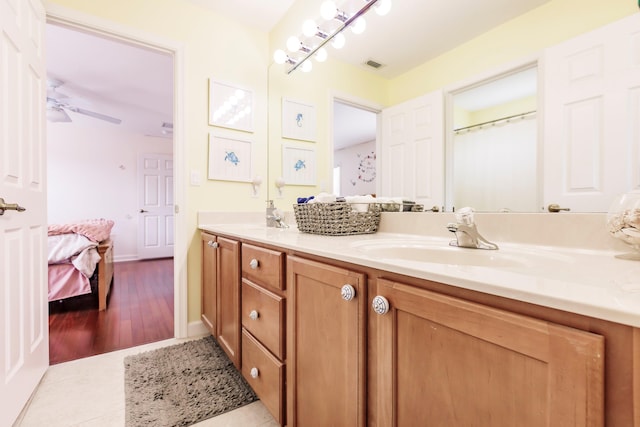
<box><xmin>349</xmin><ymin>238</ymin><xmax>561</xmax><ymax>269</ymax></box>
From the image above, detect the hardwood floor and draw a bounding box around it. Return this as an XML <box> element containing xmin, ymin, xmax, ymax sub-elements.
<box><xmin>48</xmin><ymin>258</ymin><xmax>174</xmax><ymax>365</ymax></box>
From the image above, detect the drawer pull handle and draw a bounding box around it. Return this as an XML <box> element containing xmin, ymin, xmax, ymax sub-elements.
<box><xmin>249</xmin><ymin>258</ymin><xmax>259</xmax><ymax>269</ymax></box>
<box><xmin>207</xmin><ymin>241</ymin><xmax>219</xmax><ymax>248</ymax></box>
<box><xmin>249</xmin><ymin>310</ymin><xmax>259</xmax><ymax>320</ymax></box>
<box><xmin>250</xmin><ymin>367</ymin><xmax>259</xmax><ymax>378</ymax></box>
<box><xmin>372</xmin><ymin>295</ymin><xmax>390</xmax><ymax>315</ymax></box>
<box><xmin>341</xmin><ymin>284</ymin><xmax>356</xmax><ymax>301</ymax></box>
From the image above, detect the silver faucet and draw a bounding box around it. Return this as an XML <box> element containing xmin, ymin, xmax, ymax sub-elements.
<box><xmin>266</xmin><ymin>200</ymin><xmax>289</xmax><ymax>228</ymax></box>
<box><xmin>267</xmin><ymin>212</ymin><xmax>289</xmax><ymax>228</ymax></box>
<box><xmin>447</xmin><ymin>207</ymin><xmax>498</xmax><ymax>250</ymax></box>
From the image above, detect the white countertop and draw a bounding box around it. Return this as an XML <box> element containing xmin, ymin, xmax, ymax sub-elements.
<box><xmin>199</xmin><ymin>222</ymin><xmax>640</xmax><ymax>328</ymax></box>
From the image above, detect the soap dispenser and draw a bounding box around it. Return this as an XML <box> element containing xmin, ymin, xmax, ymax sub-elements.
<box><xmin>266</xmin><ymin>200</ymin><xmax>276</xmax><ymax>227</ymax></box>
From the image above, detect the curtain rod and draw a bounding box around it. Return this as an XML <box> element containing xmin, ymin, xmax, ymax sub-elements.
<box><xmin>453</xmin><ymin>110</ymin><xmax>537</xmax><ymax>133</ymax></box>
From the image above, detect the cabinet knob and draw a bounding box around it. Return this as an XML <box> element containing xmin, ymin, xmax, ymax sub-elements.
<box><xmin>249</xmin><ymin>310</ymin><xmax>259</xmax><ymax>320</ymax></box>
<box><xmin>341</xmin><ymin>284</ymin><xmax>356</xmax><ymax>301</ymax></box>
<box><xmin>249</xmin><ymin>258</ymin><xmax>259</xmax><ymax>269</ymax></box>
<box><xmin>250</xmin><ymin>367</ymin><xmax>259</xmax><ymax>378</ymax></box>
<box><xmin>372</xmin><ymin>295</ymin><xmax>390</xmax><ymax>315</ymax></box>
<box><xmin>207</xmin><ymin>241</ymin><xmax>219</xmax><ymax>248</ymax></box>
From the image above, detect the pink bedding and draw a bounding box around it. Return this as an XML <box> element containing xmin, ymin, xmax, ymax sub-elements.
<box><xmin>48</xmin><ymin>262</ymin><xmax>92</xmax><ymax>301</ymax></box>
<box><xmin>47</xmin><ymin>218</ymin><xmax>114</xmax><ymax>303</ymax></box>
<box><xmin>48</xmin><ymin>218</ymin><xmax>114</xmax><ymax>242</ymax></box>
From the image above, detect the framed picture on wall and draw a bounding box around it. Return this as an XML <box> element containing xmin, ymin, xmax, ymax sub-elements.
<box><xmin>282</xmin><ymin>98</ymin><xmax>316</xmax><ymax>142</ymax></box>
<box><xmin>282</xmin><ymin>143</ymin><xmax>316</xmax><ymax>186</ymax></box>
<box><xmin>208</xmin><ymin>133</ymin><xmax>253</xmax><ymax>182</ymax></box>
<box><xmin>208</xmin><ymin>79</ymin><xmax>254</xmax><ymax>132</ymax></box>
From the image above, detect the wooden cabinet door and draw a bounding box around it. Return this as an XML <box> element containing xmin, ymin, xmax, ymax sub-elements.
<box><xmin>287</xmin><ymin>256</ymin><xmax>367</xmax><ymax>427</ymax></box>
<box><xmin>216</xmin><ymin>236</ymin><xmax>241</xmax><ymax>368</ymax></box>
<box><xmin>372</xmin><ymin>278</ymin><xmax>604</xmax><ymax>427</ymax></box>
<box><xmin>200</xmin><ymin>232</ymin><xmax>217</xmax><ymax>336</ymax></box>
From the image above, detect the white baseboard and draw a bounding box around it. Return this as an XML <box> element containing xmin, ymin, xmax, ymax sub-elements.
<box><xmin>187</xmin><ymin>320</ymin><xmax>209</xmax><ymax>338</ymax></box>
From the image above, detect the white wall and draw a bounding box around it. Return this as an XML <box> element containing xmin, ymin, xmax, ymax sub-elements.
<box><xmin>334</xmin><ymin>140</ymin><xmax>376</xmax><ymax>196</ymax></box>
<box><xmin>47</xmin><ymin>114</ymin><xmax>173</xmax><ymax>261</ymax></box>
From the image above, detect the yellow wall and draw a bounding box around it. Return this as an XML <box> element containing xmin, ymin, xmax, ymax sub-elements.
<box><xmin>45</xmin><ymin>0</ymin><xmax>387</xmax><ymax>325</ymax></box>
<box><xmin>45</xmin><ymin>0</ymin><xmax>638</xmax><ymax>326</ymax></box>
<box><xmin>465</xmin><ymin>95</ymin><xmax>537</xmax><ymax>128</ymax></box>
<box><xmin>389</xmin><ymin>0</ymin><xmax>638</xmax><ymax>105</ymax></box>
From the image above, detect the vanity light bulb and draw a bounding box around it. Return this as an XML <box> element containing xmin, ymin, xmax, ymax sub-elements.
<box><xmin>331</xmin><ymin>32</ymin><xmax>346</xmax><ymax>49</ymax></box>
<box><xmin>374</xmin><ymin>0</ymin><xmax>392</xmax><ymax>16</ymax></box>
<box><xmin>350</xmin><ymin>16</ymin><xmax>366</xmax><ymax>34</ymax></box>
<box><xmin>287</xmin><ymin>36</ymin><xmax>301</xmax><ymax>52</ymax></box>
<box><xmin>273</xmin><ymin>49</ymin><xmax>288</xmax><ymax>64</ymax></box>
<box><xmin>302</xmin><ymin>19</ymin><xmax>318</xmax><ymax>37</ymax></box>
<box><xmin>301</xmin><ymin>60</ymin><xmax>313</xmax><ymax>72</ymax></box>
<box><xmin>320</xmin><ymin>1</ymin><xmax>338</xmax><ymax>20</ymax></box>
<box><xmin>315</xmin><ymin>47</ymin><xmax>328</xmax><ymax>62</ymax></box>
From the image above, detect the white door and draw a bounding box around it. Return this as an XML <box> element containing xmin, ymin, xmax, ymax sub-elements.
<box><xmin>0</xmin><ymin>0</ymin><xmax>48</xmax><ymax>425</ymax></box>
<box><xmin>379</xmin><ymin>90</ymin><xmax>444</xmax><ymax>208</ymax></box>
<box><xmin>138</xmin><ymin>153</ymin><xmax>174</xmax><ymax>259</ymax></box>
<box><xmin>543</xmin><ymin>13</ymin><xmax>640</xmax><ymax>212</ymax></box>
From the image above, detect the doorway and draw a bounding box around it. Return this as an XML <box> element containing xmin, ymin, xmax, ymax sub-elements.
<box><xmin>45</xmin><ymin>17</ymin><xmax>182</xmax><ymax>361</ymax></box>
<box><xmin>445</xmin><ymin>63</ymin><xmax>539</xmax><ymax>212</ymax></box>
<box><xmin>331</xmin><ymin>98</ymin><xmax>380</xmax><ymax>197</ymax></box>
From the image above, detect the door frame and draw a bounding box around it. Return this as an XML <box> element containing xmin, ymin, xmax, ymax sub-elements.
<box><xmin>45</xmin><ymin>4</ymin><xmax>188</xmax><ymax>338</ymax></box>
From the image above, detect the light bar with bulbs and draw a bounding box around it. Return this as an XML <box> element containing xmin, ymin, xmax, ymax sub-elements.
<box><xmin>273</xmin><ymin>0</ymin><xmax>392</xmax><ymax>74</ymax></box>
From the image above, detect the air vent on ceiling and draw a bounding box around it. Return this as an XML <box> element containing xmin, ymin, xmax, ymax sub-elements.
<box><xmin>365</xmin><ymin>59</ymin><xmax>384</xmax><ymax>69</ymax></box>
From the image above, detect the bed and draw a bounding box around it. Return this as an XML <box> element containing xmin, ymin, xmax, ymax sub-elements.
<box><xmin>48</xmin><ymin>219</ymin><xmax>115</xmax><ymax>311</ymax></box>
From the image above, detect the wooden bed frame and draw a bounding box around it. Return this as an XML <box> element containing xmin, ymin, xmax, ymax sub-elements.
<box><xmin>96</xmin><ymin>238</ymin><xmax>114</xmax><ymax>311</ymax></box>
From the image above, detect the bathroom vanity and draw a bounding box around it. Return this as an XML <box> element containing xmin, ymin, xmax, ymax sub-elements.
<box><xmin>200</xmin><ymin>212</ymin><xmax>640</xmax><ymax>427</ymax></box>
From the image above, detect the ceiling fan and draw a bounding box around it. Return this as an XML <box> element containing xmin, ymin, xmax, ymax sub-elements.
<box><xmin>46</xmin><ymin>79</ymin><xmax>122</xmax><ymax>124</ymax></box>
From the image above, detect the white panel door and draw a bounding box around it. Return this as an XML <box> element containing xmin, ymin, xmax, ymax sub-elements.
<box><xmin>0</xmin><ymin>0</ymin><xmax>48</xmax><ymax>425</ymax></box>
<box><xmin>543</xmin><ymin>13</ymin><xmax>640</xmax><ymax>212</ymax></box>
<box><xmin>137</xmin><ymin>153</ymin><xmax>174</xmax><ymax>259</ymax></box>
<box><xmin>379</xmin><ymin>90</ymin><xmax>444</xmax><ymax>208</ymax></box>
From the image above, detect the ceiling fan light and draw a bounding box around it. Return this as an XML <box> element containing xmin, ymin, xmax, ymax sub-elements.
<box><xmin>350</xmin><ymin>16</ymin><xmax>366</xmax><ymax>34</ymax></box>
<box><xmin>46</xmin><ymin>107</ymin><xmax>71</xmax><ymax>123</ymax></box>
<box><xmin>375</xmin><ymin>0</ymin><xmax>392</xmax><ymax>16</ymax></box>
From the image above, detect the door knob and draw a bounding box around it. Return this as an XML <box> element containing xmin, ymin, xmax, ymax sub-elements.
<box><xmin>547</xmin><ymin>204</ymin><xmax>570</xmax><ymax>213</ymax></box>
<box><xmin>139</xmin><ymin>209</ymin><xmax>148</xmax><ymax>213</ymax></box>
<box><xmin>0</xmin><ymin>198</ymin><xmax>26</xmax><ymax>215</ymax></box>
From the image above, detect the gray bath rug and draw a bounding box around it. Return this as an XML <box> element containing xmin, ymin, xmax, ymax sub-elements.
<box><xmin>124</xmin><ymin>336</ymin><xmax>257</xmax><ymax>426</ymax></box>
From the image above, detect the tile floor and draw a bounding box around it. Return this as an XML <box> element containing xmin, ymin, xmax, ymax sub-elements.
<box><xmin>16</xmin><ymin>337</ymin><xmax>279</xmax><ymax>427</ymax></box>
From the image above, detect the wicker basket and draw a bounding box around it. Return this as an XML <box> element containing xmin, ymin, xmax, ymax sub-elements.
<box><xmin>293</xmin><ymin>202</ymin><xmax>382</xmax><ymax>236</ymax></box>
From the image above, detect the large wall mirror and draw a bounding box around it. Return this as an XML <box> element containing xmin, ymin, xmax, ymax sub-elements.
<box><xmin>446</xmin><ymin>64</ymin><xmax>539</xmax><ymax>212</ymax></box>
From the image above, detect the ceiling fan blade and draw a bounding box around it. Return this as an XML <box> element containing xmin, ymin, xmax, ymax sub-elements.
<box><xmin>66</xmin><ymin>106</ymin><xmax>122</xmax><ymax>124</ymax></box>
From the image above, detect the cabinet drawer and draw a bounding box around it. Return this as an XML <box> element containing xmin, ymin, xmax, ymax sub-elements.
<box><xmin>242</xmin><ymin>329</ymin><xmax>285</xmax><ymax>426</ymax></box>
<box><xmin>242</xmin><ymin>279</ymin><xmax>285</xmax><ymax>360</ymax></box>
<box><xmin>242</xmin><ymin>244</ymin><xmax>284</xmax><ymax>291</ymax></box>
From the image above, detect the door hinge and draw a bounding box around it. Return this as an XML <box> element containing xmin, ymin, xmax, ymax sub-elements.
<box><xmin>174</xmin><ymin>205</ymin><xmax>179</xmax><ymax>214</ymax></box>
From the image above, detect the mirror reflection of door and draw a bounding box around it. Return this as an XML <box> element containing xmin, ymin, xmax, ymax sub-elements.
<box><xmin>449</xmin><ymin>65</ymin><xmax>539</xmax><ymax>212</ymax></box>
<box><xmin>332</xmin><ymin>101</ymin><xmax>378</xmax><ymax>197</ymax></box>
